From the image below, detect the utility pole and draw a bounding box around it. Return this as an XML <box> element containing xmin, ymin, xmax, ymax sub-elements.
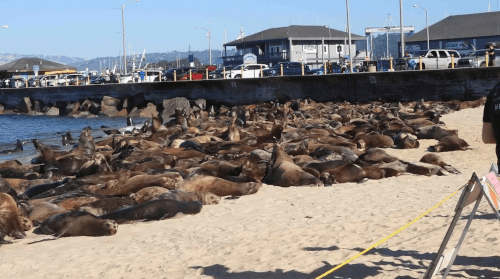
<box><xmin>196</xmin><ymin>23</ymin><xmax>212</xmax><ymax>65</ymax></box>
<box><xmin>400</xmin><ymin>0</ymin><xmax>405</xmax><ymax>58</ymax></box>
<box><xmin>346</xmin><ymin>0</ymin><xmax>353</xmax><ymax>73</ymax></box>
<box><xmin>119</xmin><ymin>0</ymin><xmax>139</xmax><ymax>75</ymax></box>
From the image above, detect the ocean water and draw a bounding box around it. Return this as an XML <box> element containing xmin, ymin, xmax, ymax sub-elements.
<box><xmin>0</xmin><ymin>115</ymin><xmax>147</xmax><ymax>162</ymax></box>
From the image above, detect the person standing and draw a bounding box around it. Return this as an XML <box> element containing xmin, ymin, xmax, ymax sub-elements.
<box><xmin>487</xmin><ymin>45</ymin><xmax>496</xmax><ymax>67</ymax></box>
<box><xmin>483</xmin><ymin>83</ymin><xmax>500</xmax><ymax>166</ymax></box>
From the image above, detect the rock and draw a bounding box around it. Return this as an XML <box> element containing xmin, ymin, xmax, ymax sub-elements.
<box><xmin>128</xmin><ymin>107</ymin><xmax>143</xmax><ymax>117</ymax></box>
<box><xmin>89</xmin><ymin>103</ymin><xmax>101</xmax><ymax>115</ymax></box>
<box><xmin>0</xmin><ymin>103</ymin><xmax>4</xmax><ymax>114</ymax></box>
<box><xmin>3</xmin><ymin>110</ymin><xmax>17</xmax><ymax>115</ymax></box>
<box><xmin>190</xmin><ymin>99</ymin><xmax>206</xmax><ymax>110</ymax></box>
<box><xmin>161</xmin><ymin>97</ymin><xmax>190</xmax><ymax>120</ymax></box>
<box><xmin>102</xmin><ymin>96</ymin><xmax>121</xmax><ymax>109</ymax></box>
<box><xmin>27</xmin><ymin>111</ymin><xmax>43</xmax><ymax>116</ymax></box>
<box><xmin>44</xmin><ymin>107</ymin><xmax>60</xmax><ymax>116</ymax></box>
<box><xmin>116</xmin><ymin>109</ymin><xmax>128</xmax><ymax>117</ymax></box>
<box><xmin>64</xmin><ymin>102</ymin><xmax>81</xmax><ymax>116</ymax></box>
<box><xmin>139</xmin><ymin>103</ymin><xmax>158</xmax><ymax>118</ymax></box>
<box><xmin>17</xmin><ymin>97</ymin><xmax>32</xmax><ymax>113</ymax></box>
<box><xmin>72</xmin><ymin>111</ymin><xmax>90</xmax><ymax>118</ymax></box>
<box><xmin>33</xmin><ymin>100</ymin><xmax>44</xmax><ymax>112</ymax></box>
<box><xmin>132</xmin><ymin>93</ymin><xmax>146</xmax><ymax>109</ymax></box>
<box><xmin>100</xmin><ymin>105</ymin><xmax>119</xmax><ymax>117</ymax></box>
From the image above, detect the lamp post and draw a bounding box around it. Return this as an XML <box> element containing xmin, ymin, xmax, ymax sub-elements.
<box><xmin>413</xmin><ymin>4</ymin><xmax>429</xmax><ymax>50</ymax></box>
<box><xmin>196</xmin><ymin>23</ymin><xmax>212</xmax><ymax>65</ymax></box>
<box><xmin>346</xmin><ymin>0</ymin><xmax>353</xmax><ymax>73</ymax></box>
<box><xmin>119</xmin><ymin>0</ymin><xmax>139</xmax><ymax>75</ymax></box>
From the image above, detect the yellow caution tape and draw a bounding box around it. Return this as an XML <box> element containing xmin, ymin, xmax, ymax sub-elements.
<box><xmin>314</xmin><ymin>187</ymin><xmax>464</xmax><ymax>279</ymax></box>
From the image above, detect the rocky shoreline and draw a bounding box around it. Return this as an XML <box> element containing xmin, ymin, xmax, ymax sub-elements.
<box><xmin>0</xmin><ymin>95</ymin><xmax>206</xmax><ymax>121</ymax></box>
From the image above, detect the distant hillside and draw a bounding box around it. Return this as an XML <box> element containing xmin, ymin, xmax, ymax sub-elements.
<box><xmin>0</xmin><ymin>50</ymin><xmax>223</xmax><ymax>71</ymax></box>
<box><xmin>70</xmin><ymin>50</ymin><xmax>223</xmax><ymax>71</ymax></box>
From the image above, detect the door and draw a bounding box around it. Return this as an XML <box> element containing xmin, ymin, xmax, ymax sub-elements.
<box><xmin>438</xmin><ymin>51</ymin><xmax>449</xmax><ymax>69</ymax></box>
<box><xmin>427</xmin><ymin>51</ymin><xmax>439</xmax><ymax>69</ymax></box>
<box><xmin>286</xmin><ymin>63</ymin><xmax>301</xmax><ymax>75</ymax></box>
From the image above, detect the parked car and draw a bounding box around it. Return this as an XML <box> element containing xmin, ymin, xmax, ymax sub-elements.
<box><xmin>119</xmin><ymin>73</ymin><xmax>140</xmax><ymax>83</ymax></box>
<box><xmin>163</xmin><ymin>67</ymin><xmax>193</xmax><ymax>81</ymax></box>
<box><xmin>56</xmin><ymin>74</ymin><xmax>84</xmax><ymax>86</ymax></box>
<box><xmin>457</xmin><ymin>49</ymin><xmax>500</xmax><ymax>68</ymax></box>
<box><xmin>263</xmin><ymin>62</ymin><xmax>309</xmax><ymax>76</ymax></box>
<box><xmin>407</xmin><ymin>49</ymin><xmax>461</xmax><ymax>70</ymax></box>
<box><xmin>90</xmin><ymin>76</ymin><xmax>108</xmax><ymax>84</ymax></box>
<box><xmin>38</xmin><ymin>75</ymin><xmax>58</xmax><ymax>87</ymax></box>
<box><xmin>178</xmin><ymin>69</ymin><xmax>207</xmax><ymax>81</ymax></box>
<box><xmin>68</xmin><ymin>75</ymin><xmax>89</xmax><ymax>86</ymax></box>
<box><xmin>0</xmin><ymin>78</ymin><xmax>9</xmax><ymax>88</ymax></box>
<box><xmin>225</xmin><ymin>64</ymin><xmax>269</xmax><ymax>79</ymax></box>
<box><xmin>8</xmin><ymin>78</ymin><xmax>27</xmax><ymax>88</ymax></box>
<box><xmin>208</xmin><ymin>66</ymin><xmax>233</xmax><ymax>79</ymax></box>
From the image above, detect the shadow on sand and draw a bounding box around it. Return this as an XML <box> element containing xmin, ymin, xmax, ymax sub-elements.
<box><xmin>192</xmin><ymin>246</ymin><xmax>500</xmax><ymax>278</ymax></box>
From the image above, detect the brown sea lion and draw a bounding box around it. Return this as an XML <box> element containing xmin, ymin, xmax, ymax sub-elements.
<box><xmin>28</xmin><ymin>202</ymin><xmax>68</xmax><ymax>224</ymax></box>
<box><xmin>157</xmin><ymin>189</ymin><xmax>220</xmax><ymax>205</ymax></box>
<box><xmin>431</xmin><ymin>136</ymin><xmax>470</xmax><ymax>152</ymax></box>
<box><xmin>130</xmin><ymin>186</ymin><xmax>170</xmax><ymax>204</ymax></box>
<box><xmin>78</xmin><ymin>197</ymin><xmax>136</xmax><ymax>216</ymax></box>
<box><xmin>263</xmin><ymin>145</ymin><xmax>323</xmax><ymax>187</ymax></box>
<box><xmin>357</xmin><ymin>134</ymin><xmax>394</xmax><ymax>149</ymax></box>
<box><xmin>0</xmin><ymin>193</ymin><xmax>26</xmax><ymax>245</ymax></box>
<box><xmin>177</xmin><ymin>175</ymin><xmax>261</xmax><ymax>196</ymax></box>
<box><xmin>419</xmin><ymin>154</ymin><xmax>461</xmax><ymax>174</ymax></box>
<box><xmin>417</xmin><ymin>125</ymin><xmax>458</xmax><ymax>141</ymax></box>
<box><xmin>99</xmin><ymin>199</ymin><xmax>202</xmax><ymax>224</ymax></box>
<box><xmin>394</xmin><ymin>133</ymin><xmax>420</xmax><ymax>149</ymax></box>
<box><xmin>40</xmin><ymin>211</ymin><xmax>117</xmax><ymax>237</ymax></box>
<box><xmin>199</xmin><ymin>160</ymin><xmax>241</xmax><ymax>177</ymax></box>
<box><xmin>18</xmin><ymin>216</ymin><xmax>33</xmax><ymax>231</ymax></box>
<box><xmin>77</xmin><ymin>128</ymin><xmax>95</xmax><ymax>158</ymax></box>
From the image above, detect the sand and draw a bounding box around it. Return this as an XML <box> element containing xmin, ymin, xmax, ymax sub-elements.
<box><xmin>1</xmin><ymin>106</ymin><xmax>499</xmax><ymax>279</ymax></box>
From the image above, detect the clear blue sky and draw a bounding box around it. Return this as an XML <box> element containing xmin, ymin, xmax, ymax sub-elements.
<box><xmin>0</xmin><ymin>0</ymin><xmax>496</xmax><ymax>58</ymax></box>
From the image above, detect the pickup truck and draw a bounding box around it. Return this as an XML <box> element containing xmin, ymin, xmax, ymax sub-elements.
<box><xmin>457</xmin><ymin>49</ymin><xmax>500</xmax><ymax>68</ymax></box>
<box><xmin>408</xmin><ymin>49</ymin><xmax>461</xmax><ymax>70</ymax></box>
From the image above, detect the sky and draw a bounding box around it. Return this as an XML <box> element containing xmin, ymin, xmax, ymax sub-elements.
<box><xmin>0</xmin><ymin>0</ymin><xmax>497</xmax><ymax>59</ymax></box>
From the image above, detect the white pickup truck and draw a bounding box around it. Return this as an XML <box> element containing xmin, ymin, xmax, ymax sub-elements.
<box><xmin>225</xmin><ymin>64</ymin><xmax>269</xmax><ymax>79</ymax></box>
<box><xmin>408</xmin><ymin>49</ymin><xmax>461</xmax><ymax>70</ymax></box>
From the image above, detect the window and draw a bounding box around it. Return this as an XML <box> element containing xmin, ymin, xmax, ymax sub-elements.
<box><xmin>336</xmin><ymin>45</ymin><xmax>343</xmax><ymax>53</ymax></box>
<box><xmin>438</xmin><ymin>51</ymin><xmax>448</xmax><ymax>58</ymax></box>
<box><xmin>323</xmin><ymin>45</ymin><xmax>328</xmax><ymax>54</ymax></box>
<box><xmin>428</xmin><ymin>51</ymin><xmax>438</xmax><ymax>58</ymax></box>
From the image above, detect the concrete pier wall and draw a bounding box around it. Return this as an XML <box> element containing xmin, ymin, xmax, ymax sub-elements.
<box><xmin>1</xmin><ymin>67</ymin><xmax>498</xmax><ymax>110</ymax></box>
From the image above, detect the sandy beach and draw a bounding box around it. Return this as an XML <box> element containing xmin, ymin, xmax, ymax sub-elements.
<box><xmin>1</xmin><ymin>105</ymin><xmax>499</xmax><ymax>279</ymax></box>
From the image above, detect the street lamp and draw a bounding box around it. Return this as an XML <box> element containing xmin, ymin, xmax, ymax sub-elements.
<box><xmin>196</xmin><ymin>23</ymin><xmax>212</xmax><ymax>65</ymax></box>
<box><xmin>118</xmin><ymin>0</ymin><xmax>139</xmax><ymax>75</ymax></box>
<box><xmin>413</xmin><ymin>4</ymin><xmax>429</xmax><ymax>50</ymax></box>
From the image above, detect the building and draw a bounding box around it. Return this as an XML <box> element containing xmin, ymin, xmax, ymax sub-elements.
<box><xmin>0</xmin><ymin>57</ymin><xmax>76</xmax><ymax>79</ymax></box>
<box><xmin>223</xmin><ymin>25</ymin><xmax>365</xmax><ymax>68</ymax></box>
<box><xmin>404</xmin><ymin>11</ymin><xmax>500</xmax><ymax>55</ymax></box>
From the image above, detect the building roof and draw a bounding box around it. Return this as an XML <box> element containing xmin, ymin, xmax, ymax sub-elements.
<box><xmin>0</xmin><ymin>57</ymin><xmax>76</xmax><ymax>72</ymax></box>
<box><xmin>225</xmin><ymin>25</ymin><xmax>365</xmax><ymax>46</ymax></box>
<box><xmin>406</xmin><ymin>11</ymin><xmax>500</xmax><ymax>42</ymax></box>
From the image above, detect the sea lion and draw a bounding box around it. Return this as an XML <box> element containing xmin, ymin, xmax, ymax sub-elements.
<box><xmin>130</xmin><ymin>186</ymin><xmax>170</xmax><ymax>204</ymax></box>
<box><xmin>178</xmin><ymin>175</ymin><xmax>261</xmax><ymax>196</ymax></box>
<box><xmin>78</xmin><ymin>197</ymin><xmax>136</xmax><ymax>216</ymax></box>
<box><xmin>199</xmin><ymin>160</ymin><xmax>241</xmax><ymax>177</ymax></box>
<box><xmin>419</xmin><ymin>154</ymin><xmax>461</xmax><ymax>174</ymax></box>
<box><xmin>430</xmin><ymin>136</ymin><xmax>470</xmax><ymax>152</ymax></box>
<box><xmin>0</xmin><ymin>140</ymin><xmax>23</xmax><ymax>154</ymax></box>
<box><xmin>40</xmin><ymin>211</ymin><xmax>117</xmax><ymax>237</ymax></box>
<box><xmin>417</xmin><ymin>125</ymin><xmax>458</xmax><ymax>141</ymax></box>
<box><xmin>28</xmin><ymin>202</ymin><xmax>68</xmax><ymax>224</ymax></box>
<box><xmin>357</xmin><ymin>135</ymin><xmax>394</xmax><ymax>149</ymax></box>
<box><xmin>0</xmin><ymin>160</ymin><xmax>23</xmax><ymax>169</ymax></box>
<box><xmin>18</xmin><ymin>216</ymin><xmax>33</xmax><ymax>231</ymax></box>
<box><xmin>77</xmin><ymin>128</ymin><xmax>95</xmax><ymax>157</ymax></box>
<box><xmin>0</xmin><ymin>176</ymin><xmax>18</xmax><ymax>201</ymax></box>
<box><xmin>157</xmin><ymin>189</ymin><xmax>221</xmax><ymax>205</ymax></box>
<box><xmin>0</xmin><ymin>193</ymin><xmax>26</xmax><ymax>245</ymax></box>
<box><xmin>100</xmin><ymin>199</ymin><xmax>202</xmax><ymax>224</ymax></box>
<box><xmin>22</xmin><ymin>178</ymin><xmax>72</xmax><ymax>199</ymax></box>
<box><xmin>394</xmin><ymin>133</ymin><xmax>420</xmax><ymax>149</ymax></box>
